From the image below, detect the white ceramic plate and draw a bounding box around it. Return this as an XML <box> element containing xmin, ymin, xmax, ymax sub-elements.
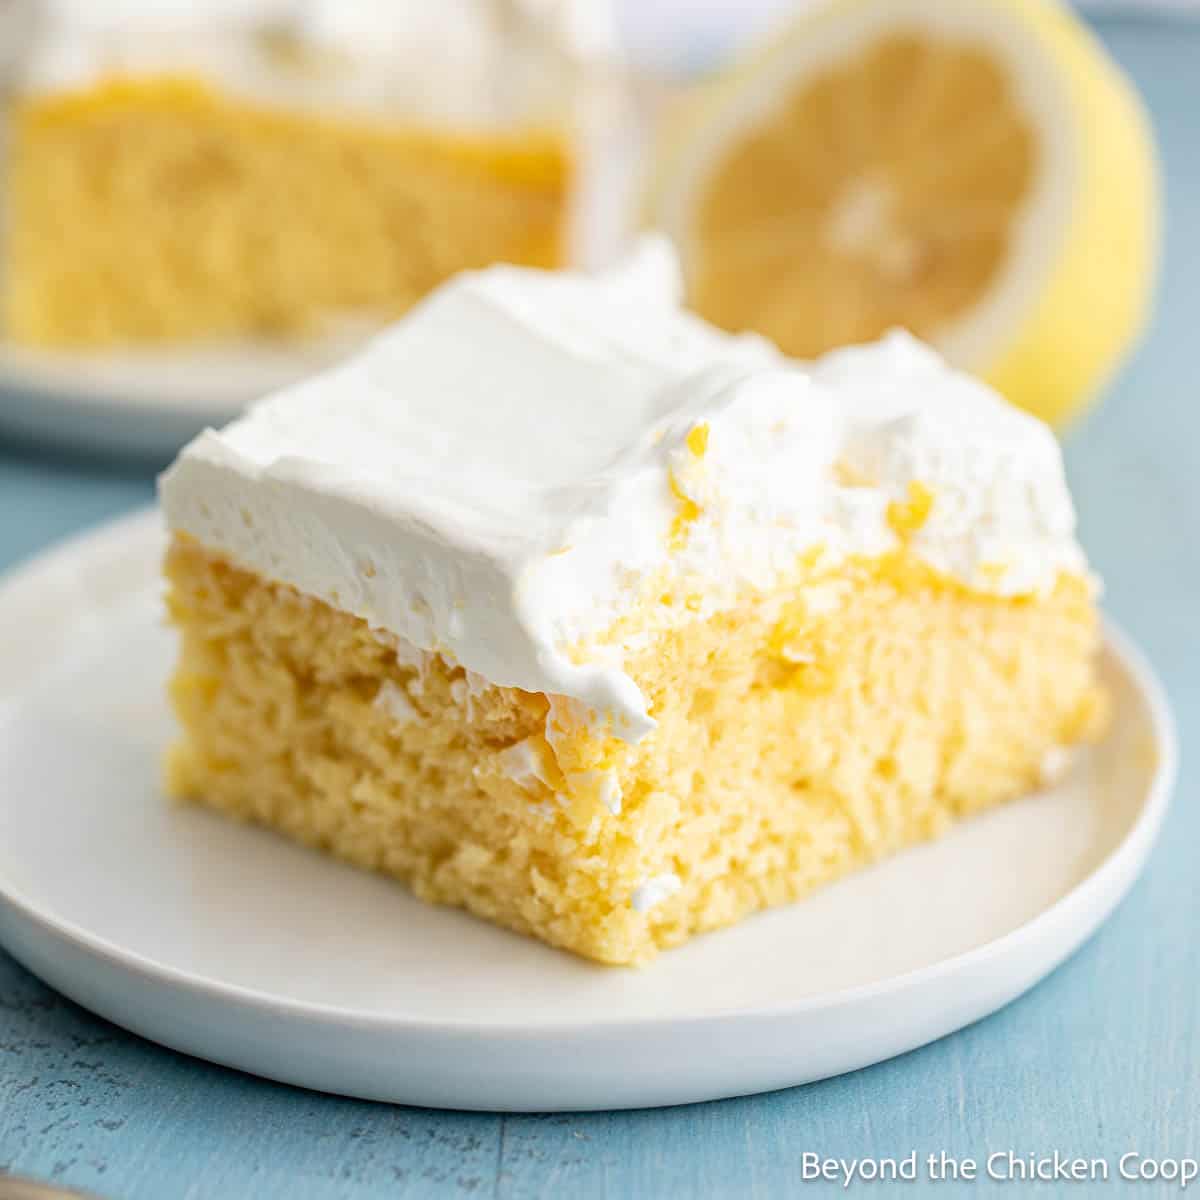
<box><xmin>0</xmin><ymin>510</ymin><xmax>1176</xmax><ymax>1111</ymax></box>
<box><xmin>0</xmin><ymin>327</ymin><xmax>369</xmax><ymax>459</ymax></box>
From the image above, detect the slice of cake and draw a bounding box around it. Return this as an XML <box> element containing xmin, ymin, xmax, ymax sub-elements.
<box><xmin>3</xmin><ymin>0</ymin><xmax>586</xmax><ymax>347</ymax></box>
<box><xmin>159</xmin><ymin>236</ymin><xmax>1104</xmax><ymax>966</ymax></box>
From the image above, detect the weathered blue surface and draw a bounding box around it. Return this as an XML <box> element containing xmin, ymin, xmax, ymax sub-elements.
<box><xmin>0</xmin><ymin>19</ymin><xmax>1196</xmax><ymax>1199</ymax></box>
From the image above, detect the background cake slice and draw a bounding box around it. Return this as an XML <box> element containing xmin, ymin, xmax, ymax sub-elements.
<box><xmin>3</xmin><ymin>0</ymin><xmax>583</xmax><ymax>347</ymax></box>
<box><xmin>160</xmin><ymin>236</ymin><xmax>1104</xmax><ymax>966</ymax></box>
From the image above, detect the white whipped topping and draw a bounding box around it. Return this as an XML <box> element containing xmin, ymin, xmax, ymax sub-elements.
<box><xmin>814</xmin><ymin>342</ymin><xmax>1086</xmax><ymax>597</ymax></box>
<box><xmin>496</xmin><ymin>738</ymin><xmax>554</xmax><ymax>793</ymax></box>
<box><xmin>15</xmin><ymin>0</ymin><xmax>593</xmax><ymax>128</ymax></box>
<box><xmin>373</xmin><ymin>679</ymin><xmax>417</xmax><ymax>726</ymax></box>
<box><xmin>631</xmin><ymin>873</ymin><xmax>682</xmax><ymax>913</ymax></box>
<box><xmin>161</xmin><ymin>236</ymin><xmax>1089</xmax><ymax>741</ymax></box>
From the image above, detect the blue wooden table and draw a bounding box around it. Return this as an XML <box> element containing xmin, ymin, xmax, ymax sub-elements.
<box><xmin>0</xmin><ymin>18</ymin><xmax>1197</xmax><ymax>1199</ymax></box>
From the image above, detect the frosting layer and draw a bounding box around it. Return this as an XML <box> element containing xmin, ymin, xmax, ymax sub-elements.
<box><xmin>160</xmin><ymin>236</ymin><xmax>1088</xmax><ymax>739</ymax></box>
<box><xmin>17</xmin><ymin>0</ymin><xmax>599</xmax><ymax>128</ymax></box>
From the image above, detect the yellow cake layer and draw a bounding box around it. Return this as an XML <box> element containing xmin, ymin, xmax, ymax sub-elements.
<box><xmin>4</xmin><ymin>77</ymin><xmax>570</xmax><ymax>346</ymax></box>
<box><xmin>164</xmin><ymin>536</ymin><xmax>1103</xmax><ymax>965</ymax></box>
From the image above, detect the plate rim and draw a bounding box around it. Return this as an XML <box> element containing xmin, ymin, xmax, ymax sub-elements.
<box><xmin>0</xmin><ymin>326</ymin><xmax>371</xmax><ymax>458</ymax></box>
<box><xmin>0</xmin><ymin>506</ymin><xmax>1179</xmax><ymax>1037</ymax></box>
<box><xmin>0</xmin><ymin>321</ymin><xmax>372</xmax><ymax>413</ymax></box>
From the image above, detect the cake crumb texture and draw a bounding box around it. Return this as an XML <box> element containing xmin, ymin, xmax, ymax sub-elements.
<box><xmin>165</xmin><ymin>536</ymin><xmax>1104</xmax><ymax>965</ymax></box>
<box><xmin>5</xmin><ymin>77</ymin><xmax>569</xmax><ymax>346</ymax></box>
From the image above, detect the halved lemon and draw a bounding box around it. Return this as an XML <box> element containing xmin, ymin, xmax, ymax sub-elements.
<box><xmin>647</xmin><ymin>0</ymin><xmax>1160</xmax><ymax>427</ymax></box>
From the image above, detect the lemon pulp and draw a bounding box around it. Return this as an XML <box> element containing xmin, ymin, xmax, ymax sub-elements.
<box><xmin>694</xmin><ymin>32</ymin><xmax>1036</xmax><ymax>357</ymax></box>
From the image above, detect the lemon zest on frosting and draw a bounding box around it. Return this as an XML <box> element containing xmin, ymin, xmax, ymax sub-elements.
<box><xmin>887</xmin><ymin>481</ymin><xmax>935</xmax><ymax>539</ymax></box>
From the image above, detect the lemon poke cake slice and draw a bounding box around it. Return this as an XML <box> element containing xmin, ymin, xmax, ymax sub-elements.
<box><xmin>4</xmin><ymin>0</ymin><xmax>589</xmax><ymax>347</ymax></box>
<box><xmin>159</xmin><ymin>236</ymin><xmax>1104</xmax><ymax>966</ymax></box>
